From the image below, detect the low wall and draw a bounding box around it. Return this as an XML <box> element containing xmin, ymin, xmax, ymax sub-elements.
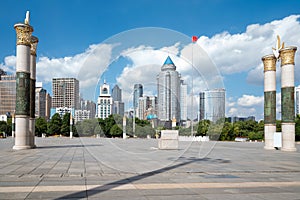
<box><xmin>178</xmin><ymin>136</ymin><xmax>209</xmax><ymax>142</ymax></box>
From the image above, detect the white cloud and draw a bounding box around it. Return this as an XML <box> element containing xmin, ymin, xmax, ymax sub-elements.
<box><xmin>237</xmin><ymin>95</ymin><xmax>263</xmax><ymax>107</ymax></box>
<box><xmin>197</xmin><ymin>15</ymin><xmax>300</xmax><ymax>86</ymax></box>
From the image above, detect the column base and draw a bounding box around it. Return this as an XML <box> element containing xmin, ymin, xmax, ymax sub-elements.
<box><xmin>281</xmin><ymin>147</ymin><xmax>297</xmax><ymax>152</ymax></box>
<box><xmin>13</xmin><ymin>145</ymin><xmax>32</xmax><ymax>150</ymax></box>
<box><xmin>264</xmin><ymin>124</ymin><xmax>276</xmax><ymax>150</ymax></box>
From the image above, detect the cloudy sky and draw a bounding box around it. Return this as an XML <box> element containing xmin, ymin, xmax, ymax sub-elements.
<box><xmin>0</xmin><ymin>0</ymin><xmax>300</xmax><ymax>120</ymax></box>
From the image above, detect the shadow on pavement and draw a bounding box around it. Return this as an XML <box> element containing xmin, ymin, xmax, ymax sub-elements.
<box><xmin>54</xmin><ymin>157</ymin><xmax>230</xmax><ymax>199</ymax></box>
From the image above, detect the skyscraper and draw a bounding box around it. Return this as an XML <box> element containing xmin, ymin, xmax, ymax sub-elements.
<box><xmin>0</xmin><ymin>75</ymin><xmax>16</xmax><ymax>115</ymax></box>
<box><xmin>199</xmin><ymin>89</ymin><xmax>225</xmax><ymax>122</ymax></box>
<box><xmin>112</xmin><ymin>84</ymin><xmax>124</xmax><ymax>116</ymax></box>
<box><xmin>35</xmin><ymin>82</ymin><xmax>47</xmax><ymax>118</ymax></box>
<box><xmin>97</xmin><ymin>81</ymin><xmax>113</xmax><ymax>119</ymax></box>
<box><xmin>157</xmin><ymin>56</ymin><xmax>181</xmax><ymax>125</ymax></box>
<box><xmin>52</xmin><ymin>78</ymin><xmax>80</xmax><ymax>109</ymax></box>
<box><xmin>133</xmin><ymin>84</ymin><xmax>143</xmax><ymax>109</ymax></box>
<box><xmin>112</xmin><ymin>85</ymin><xmax>122</xmax><ymax>102</ymax></box>
<box><xmin>180</xmin><ymin>79</ymin><xmax>187</xmax><ymax>122</ymax></box>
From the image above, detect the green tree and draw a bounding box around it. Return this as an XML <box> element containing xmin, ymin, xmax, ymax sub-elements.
<box><xmin>196</xmin><ymin>120</ymin><xmax>210</xmax><ymax>136</ymax></box>
<box><xmin>35</xmin><ymin>117</ymin><xmax>47</xmax><ymax>136</ymax></box>
<box><xmin>110</xmin><ymin>124</ymin><xmax>123</xmax><ymax>137</ymax></box>
<box><xmin>0</xmin><ymin>121</ymin><xmax>7</xmax><ymax>137</ymax></box>
<box><xmin>47</xmin><ymin>113</ymin><xmax>62</xmax><ymax>136</ymax></box>
<box><xmin>220</xmin><ymin>121</ymin><xmax>233</xmax><ymax>141</ymax></box>
<box><xmin>276</xmin><ymin>120</ymin><xmax>282</xmax><ymax>132</ymax></box>
<box><xmin>61</xmin><ymin>113</ymin><xmax>70</xmax><ymax>136</ymax></box>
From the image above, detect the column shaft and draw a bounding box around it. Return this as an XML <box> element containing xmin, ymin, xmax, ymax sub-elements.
<box><xmin>262</xmin><ymin>55</ymin><xmax>277</xmax><ymax>150</ymax></box>
<box><xmin>13</xmin><ymin>23</ymin><xmax>33</xmax><ymax>150</ymax></box>
<box><xmin>280</xmin><ymin>46</ymin><xmax>297</xmax><ymax>151</ymax></box>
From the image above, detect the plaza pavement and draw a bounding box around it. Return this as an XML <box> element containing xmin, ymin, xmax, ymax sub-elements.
<box><xmin>0</xmin><ymin>137</ymin><xmax>300</xmax><ymax>200</ymax></box>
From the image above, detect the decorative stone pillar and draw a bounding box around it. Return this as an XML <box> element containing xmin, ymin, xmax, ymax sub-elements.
<box><xmin>262</xmin><ymin>55</ymin><xmax>277</xmax><ymax>150</ymax></box>
<box><xmin>13</xmin><ymin>21</ymin><xmax>34</xmax><ymax>150</ymax></box>
<box><xmin>280</xmin><ymin>46</ymin><xmax>297</xmax><ymax>151</ymax></box>
<box><xmin>29</xmin><ymin>36</ymin><xmax>38</xmax><ymax>148</ymax></box>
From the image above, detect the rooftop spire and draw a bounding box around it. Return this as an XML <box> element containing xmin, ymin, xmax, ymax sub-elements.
<box><xmin>163</xmin><ymin>56</ymin><xmax>174</xmax><ymax>65</ymax></box>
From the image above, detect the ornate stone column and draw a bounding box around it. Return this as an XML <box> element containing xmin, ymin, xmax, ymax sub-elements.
<box><xmin>13</xmin><ymin>22</ymin><xmax>34</xmax><ymax>150</ymax></box>
<box><xmin>280</xmin><ymin>46</ymin><xmax>297</xmax><ymax>151</ymax></box>
<box><xmin>29</xmin><ymin>36</ymin><xmax>38</xmax><ymax>148</ymax></box>
<box><xmin>262</xmin><ymin>54</ymin><xmax>277</xmax><ymax>150</ymax></box>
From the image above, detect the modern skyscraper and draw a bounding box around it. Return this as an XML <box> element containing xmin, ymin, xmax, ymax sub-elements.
<box><xmin>97</xmin><ymin>81</ymin><xmax>113</xmax><ymax>119</ymax></box>
<box><xmin>111</xmin><ymin>84</ymin><xmax>124</xmax><ymax>116</ymax></box>
<box><xmin>0</xmin><ymin>75</ymin><xmax>16</xmax><ymax>115</ymax></box>
<box><xmin>157</xmin><ymin>56</ymin><xmax>181</xmax><ymax>125</ymax></box>
<box><xmin>112</xmin><ymin>85</ymin><xmax>122</xmax><ymax>102</ymax></box>
<box><xmin>133</xmin><ymin>84</ymin><xmax>143</xmax><ymax>109</ymax></box>
<box><xmin>199</xmin><ymin>89</ymin><xmax>225</xmax><ymax>122</ymax></box>
<box><xmin>180</xmin><ymin>79</ymin><xmax>187</xmax><ymax>122</ymax></box>
<box><xmin>35</xmin><ymin>82</ymin><xmax>47</xmax><ymax>118</ymax></box>
<box><xmin>52</xmin><ymin>78</ymin><xmax>80</xmax><ymax>109</ymax></box>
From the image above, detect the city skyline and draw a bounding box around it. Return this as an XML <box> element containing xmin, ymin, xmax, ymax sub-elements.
<box><xmin>0</xmin><ymin>1</ymin><xmax>300</xmax><ymax>120</ymax></box>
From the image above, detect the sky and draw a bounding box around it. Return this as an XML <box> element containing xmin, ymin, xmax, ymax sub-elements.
<box><xmin>0</xmin><ymin>0</ymin><xmax>300</xmax><ymax>120</ymax></box>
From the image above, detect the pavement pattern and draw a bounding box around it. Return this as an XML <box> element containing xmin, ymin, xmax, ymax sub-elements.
<box><xmin>0</xmin><ymin>137</ymin><xmax>299</xmax><ymax>200</ymax></box>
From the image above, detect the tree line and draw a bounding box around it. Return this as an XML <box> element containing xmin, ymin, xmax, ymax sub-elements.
<box><xmin>1</xmin><ymin>114</ymin><xmax>300</xmax><ymax>141</ymax></box>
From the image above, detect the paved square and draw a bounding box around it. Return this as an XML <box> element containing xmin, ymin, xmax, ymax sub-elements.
<box><xmin>0</xmin><ymin>137</ymin><xmax>299</xmax><ymax>199</ymax></box>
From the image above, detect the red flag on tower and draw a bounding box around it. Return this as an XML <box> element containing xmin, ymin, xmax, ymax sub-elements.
<box><xmin>192</xmin><ymin>36</ymin><xmax>198</xmax><ymax>43</ymax></box>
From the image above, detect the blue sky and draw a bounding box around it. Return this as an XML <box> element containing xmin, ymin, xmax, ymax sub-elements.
<box><xmin>1</xmin><ymin>0</ymin><xmax>300</xmax><ymax>120</ymax></box>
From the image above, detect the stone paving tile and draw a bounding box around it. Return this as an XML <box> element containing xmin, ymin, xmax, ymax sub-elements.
<box><xmin>0</xmin><ymin>138</ymin><xmax>300</xmax><ymax>200</ymax></box>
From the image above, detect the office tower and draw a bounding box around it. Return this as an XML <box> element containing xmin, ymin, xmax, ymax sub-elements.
<box><xmin>97</xmin><ymin>81</ymin><xmax>113</xmax><ymax>119</ymax></box>
<box><xmin>52</xmin><ymin>78</ymin><xmax>80</xmax><ymax>109</ymax></box>
<box><xmin>45</xmin><ymin>93</ymin><xmax>52</xmax><ymax>120</ymax></box>
<box><xmin>112</xmin><ymin>84</ymin><xmax>124</xmax><ymax>116</ymax></box>
<box><xmin>80</xmin><ymin>100</ymin><xmax>96</xmax><ymax>119</ymax></box>
<box><xmin>180</xmin><ymin>79</ymin><xmax>187</xmax><ymax>121</ymax></box>
<box><xmin>0</xmin><ymin>75</ymin><xmax>16</xmax><ymax>115</ymax></box>
<box><xmin>112</xmin><ymin>85</ymin><xmax>122</xmax><ymax>102</ymax></box>
<box><xmin>157</xmin><ymin>56</ymin><xmax>181</xmax><ymax>124</ymax></box>
<box><xmin>199</xmin><ymin>89</ymin><xmax>225</xmax><ymax>122</ymax></box>
<box><xmin>35</xmin><ymin>82</ymin><xmax>47</xmax><ymax>118</ymax></box>
<box><xmin>133</xmin><ymin>84</ymin><xmax>143</xmax><ymax>109</ymax></box>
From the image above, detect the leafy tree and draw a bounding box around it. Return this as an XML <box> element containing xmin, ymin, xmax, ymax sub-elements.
<box><xmin>61</xmin><ymin>113</ymin><xmax>70</xmax><ymax>136</ymax></box>
<box><xmin>79</xmin><ymin>118</ymin><xmax>99</xmax><ymax>136</ymax></box>
<box><xmin>0</xmin><ymin>121</ymin><xmax>7</xmax><ymax>137</ymax></box>
<box><xmin>220</xmin><ymin>121</ymin><xmax>233</xmax><ymax>141</ymax></box>
<box><xmin>196</xmin><ymin>120</ymin><xmax>210</xmax><ymax>136</ymax></box>
<box><xmin>35</xmin><ymin>117</ymin><xmax>47</xmax><ymax>136</ymax></box>
<box><xmin>110</xmin><ymin>124</ymin><xmax>123</xmax><ymax>137</ymax></box>
<box><xmin>47</xmin><ymin>113</ymin><xmax>62</xmax><ymax>136</ymax></box>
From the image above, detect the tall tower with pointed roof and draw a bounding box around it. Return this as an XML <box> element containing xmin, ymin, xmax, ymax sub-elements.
<box><xmin>157</xmin><ymin>56</ymin><xmax>181</xmax><ymax>127</ymax></box>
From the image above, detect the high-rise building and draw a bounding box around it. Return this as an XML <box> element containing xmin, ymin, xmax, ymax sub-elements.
<box><xmin>157</xmin><ymin>56</ymin><xmax>181</xmax><ymax>124</ymax></box>
<box><xmin>111</xmin><ymin>84</ymin><xmax>124</xmax><ymax>116</ymax></box>
<box><xmin>112</xmin><ymin>101</ymin><xmax>124</xmax><ymax>116</ymax></box>
<box><xmin>112</xmin><ymin>85</ymin><xmax>122</xmax><ymax>102</ymax></box>
<box><xmin>133</xmin><ymin>84</ymin><xmax>143</xmax><ymax>109</ymax></box>
<box><xmin>0</xmin><ymin>75</ymin><xmax>16</xmax><ymax>115</ymax></box>
<box><xmin>52</xmin><ymin>78</ymin><xmax>80</xmax><ymax>109</ymax></box>
<box><xmin>97</xmin><ymin>81</ymin><xmax>113</xmax><ymax>119</ymax></box>
<box><xmin>45</xmin><ymin>93</ymin><xmax>52</xmax><ymax>120</ymax></box>
<box><xmin>35</xmin><ymin>82</ymin><xmax>47</xmax><ymax>118</ymax></box>
<box><xmin>180</xmin><ymin>79</ymin><xmax>187</xmax><ymax>122</ymax></box>
<box><xmin>199</xmin><ymin>88</ymin><xmax>225</xmax><ymax>122</ymax></box>
<box><xmin>80</xmin><ymin>99</ymin><xmax>96</xmax><ymax>119</ymax></box>
<box><xmin>138</xmin><ymin>96</ymin><xmax>157</xmax><ymax>120</ymax></box>
<box><xmin>296</xmin><ymin>85</ymin><xmax>300</xmax><ymax>115</ymax></box>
